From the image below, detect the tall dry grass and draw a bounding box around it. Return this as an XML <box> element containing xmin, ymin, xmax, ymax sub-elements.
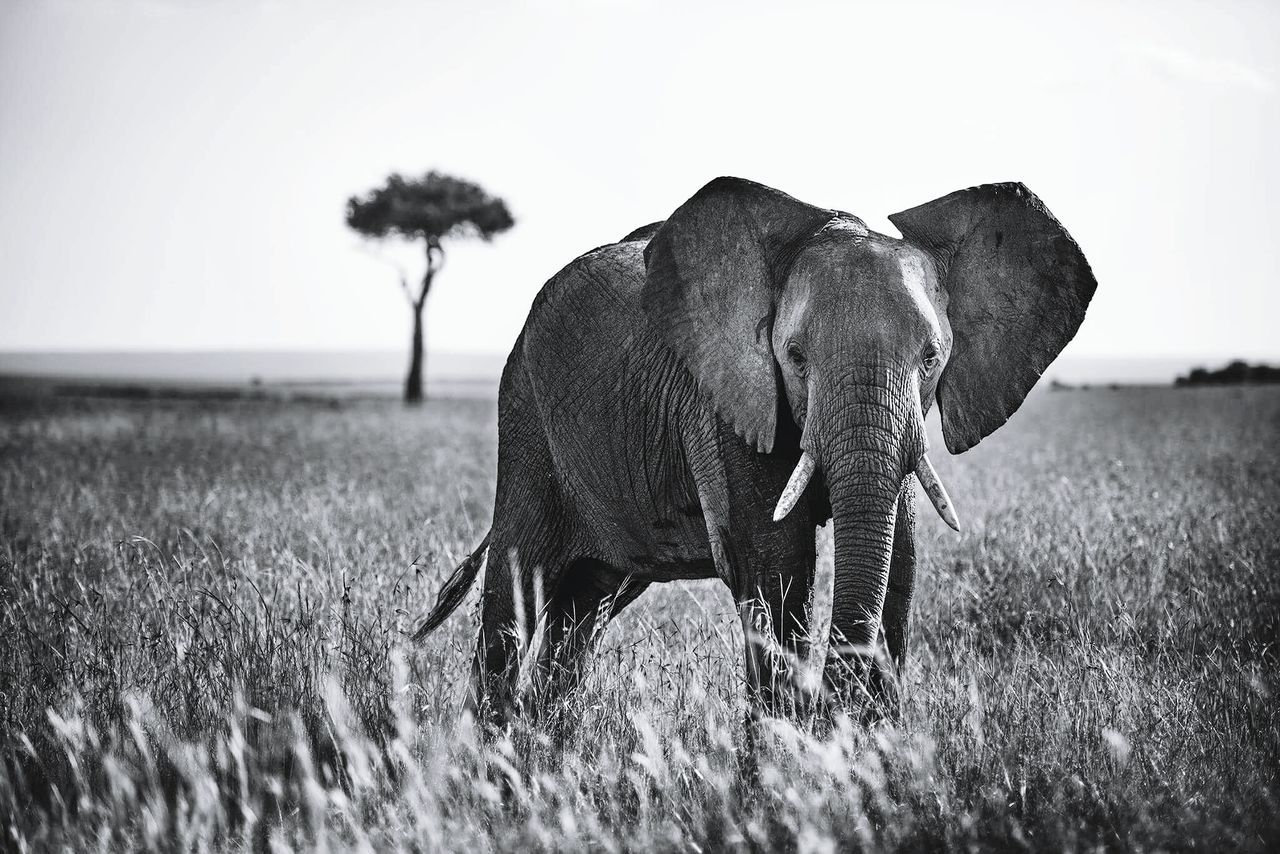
<box><xmin>1</xmin><ymin>388</ymin><xmax>1276</xmax><ymax>851</ymax></box>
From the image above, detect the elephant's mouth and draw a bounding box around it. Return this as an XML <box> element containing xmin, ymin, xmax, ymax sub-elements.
<box><xmin>772</xmin><ymin>449</ymin><xmax>961</xmax><ymax>532</ymax></box>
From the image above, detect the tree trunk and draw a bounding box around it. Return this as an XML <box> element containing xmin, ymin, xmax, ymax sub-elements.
<box><xmin>405</xmin><ymin>302</ymin><xmax>425</xmax><ymax>403</ymax></box>
<box><xmin>404</xmin><ymin>242</ymin><xmax>442</xmax><ymax>405</ymax></box>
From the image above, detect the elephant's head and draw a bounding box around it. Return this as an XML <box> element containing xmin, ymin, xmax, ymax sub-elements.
<box><xmin>643</xmin><ymin>177</ymin><xmax>1095</xmax><ymax>680</ymax></box>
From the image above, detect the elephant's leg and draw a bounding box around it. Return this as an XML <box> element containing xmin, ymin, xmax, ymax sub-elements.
<box><xmin>737</xmin><ymin>553</ymin><xmax>816</xmax><ymax>719</ymax></box>
<box><xmin>532</xmin><ymin>558</ymin><xmax>649</xmax><ymax>730</ymax></box>
<box><xmin>867</xmin><ymin>487</ymin><xmax>917</xmax><ymax>712</ymax></box>
<box><xmin>713</xmin><ymin>438</ymin><xmax>819</xmax><ymax>720</ymax></box>
<box><xmin>466</xmin><ymin>544</ymin><xmax>521</xmax><ymax>727</ymax></box>
<box><xmin>880</xmin><ymin>488</ymin><xmax>917</xmax><ymax>665</ymax></box>
<box><xmin>466</xmin><ymin>540</ymin><xmax>559</xmax><ymax>728</ymax></box>
<box><xmin>469</xmin><ymin>361</ymin><xmax>578</xmax><ymax>728</ymax></box>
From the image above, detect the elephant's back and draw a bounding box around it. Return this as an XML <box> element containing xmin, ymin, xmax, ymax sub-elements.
<box><xmin>513</xmin><ymin>239</ymin><xmax>650</xmax><ymax>388</ymax></box>
<box><xmin>497</xmin><ymin>239</ymin><xmax>644</xmax><ymax>403</ymax></box>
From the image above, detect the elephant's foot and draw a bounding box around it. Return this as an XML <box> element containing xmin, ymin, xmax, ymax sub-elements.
<box><xmin>817</xmin><ymin>651</ymin><xmax>902</xmax><ymax>726</ymax></box>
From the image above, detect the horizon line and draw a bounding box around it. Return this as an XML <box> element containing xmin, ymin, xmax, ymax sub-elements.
<box><xmin>1</xmin><ymin>347</ymin><xmax>1276</xmax><ymax>362</ymax></box>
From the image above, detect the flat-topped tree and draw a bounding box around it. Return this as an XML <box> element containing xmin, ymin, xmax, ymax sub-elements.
<box><xmin>346</xmin><ymin>171</ymin><xmax>514</xmax><ymax>403</ymax></box>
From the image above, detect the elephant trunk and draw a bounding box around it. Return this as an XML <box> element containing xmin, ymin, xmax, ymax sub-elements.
<box><xmin>826</xmin><ymin>450</ymin><xmax>905</xmax><ymax>658</ymax></box>
<box><xmin>810</xmin><ymin>370</ymin><xmax>923</xmax><ymax>699</ymax></box>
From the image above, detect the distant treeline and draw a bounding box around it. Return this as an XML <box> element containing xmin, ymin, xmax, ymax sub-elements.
<box><xmin>1175</xmin><ymin>360</ymin><xmax>1280</xmax><ymax>387</ymax></box>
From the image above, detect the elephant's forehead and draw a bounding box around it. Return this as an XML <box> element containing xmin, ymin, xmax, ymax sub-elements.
<box><xmin>892</xmin><ymin>243</ymin><xmax>947</xmax><ymax>336</ymax></box>
<box><xmin>793</xmin><ymin>235</ymin><xmax>929</xmax><ymax>302</ymax></box>
<box><xmin>790</xmin><ymin>234</ymin><xmax>945</xmax><ymax>345</ymax></box>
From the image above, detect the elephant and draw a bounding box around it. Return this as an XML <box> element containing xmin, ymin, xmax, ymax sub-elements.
<box><xmin>414</xmin><ymin>177</ymin><xmax>1096</xmax><ymax>727</ymax></box>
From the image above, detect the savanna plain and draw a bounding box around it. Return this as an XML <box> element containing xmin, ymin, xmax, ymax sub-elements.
<box><xmin>1</xmin><ymin>385</ymin><xmax>1277</xmax><ymax>852</ymax></box>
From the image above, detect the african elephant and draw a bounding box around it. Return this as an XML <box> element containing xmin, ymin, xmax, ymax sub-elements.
<box><xmin>415</xmin><ymin>177</ymin><xmax>1096</xmax><ymax>726</ymax></box>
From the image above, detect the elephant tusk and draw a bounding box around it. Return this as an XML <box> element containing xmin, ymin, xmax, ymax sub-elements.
<box><xmin>772</xmin><ymin>451</ymin><xmax>816</xmax><ymax>522</ymax></box>
<box><xmin>915</xmin><ymin>453</ymin><xmax>961</xmax><ymax>532</ymax></box>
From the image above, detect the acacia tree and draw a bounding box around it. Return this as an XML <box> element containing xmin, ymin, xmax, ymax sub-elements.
<box><xmin>346</xmin><ymin>171</ymin><xmax>514</xmax><ymax>403</ymax></box>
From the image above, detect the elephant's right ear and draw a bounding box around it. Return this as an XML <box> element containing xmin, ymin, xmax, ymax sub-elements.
<box><xmin>643</xmin><ymin>177</ymin><xmax>833</xmax><ymax>453</ymax></box>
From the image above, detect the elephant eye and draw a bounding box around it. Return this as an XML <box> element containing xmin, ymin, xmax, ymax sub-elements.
<box><xmin>786</xmin><ymin>341</ymin><xmax>807</xmax><ymax>368</ymax></box>
<box><xmin>922</xmin><ymin>344</ymin><xmax>942</xmax><ymax>373</ymax></box>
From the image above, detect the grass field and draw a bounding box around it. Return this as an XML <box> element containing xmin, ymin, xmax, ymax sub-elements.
<box><xmin>1</xmin><ymin>386</ymin><xmax>1277</xmax><ymax>852</ymax></box>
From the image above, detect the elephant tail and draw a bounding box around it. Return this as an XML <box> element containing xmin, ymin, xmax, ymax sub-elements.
<box><xmin>412</xmin><ymin>532</ymin><xmax>491</xmax><ymax>641</ymax></box>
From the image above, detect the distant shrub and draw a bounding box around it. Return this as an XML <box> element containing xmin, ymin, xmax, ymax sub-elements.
<box><xmin>1175</xmin><ymin>360</ymin><xmax>1280</xmax><ymax>386</ymax></box>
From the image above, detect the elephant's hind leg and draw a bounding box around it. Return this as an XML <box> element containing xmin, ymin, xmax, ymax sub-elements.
<box><xmin>466</xmin><ymin>540</ymin><xmax>558</xmax><ymax>728</ymax></box>
<box><xmin>532</xmin><ymin>557</ymin><xmax>649</xmax><ymax>732</ymax></box>
<box><xmin>466</xmin><ymin>550</ymin><xmax>648</xmax><ymax>733</ymax></box>
<box><xmin>468</xmin><ymin>359</ymin><xmax>573</xmax><ymax>728</ymax></box>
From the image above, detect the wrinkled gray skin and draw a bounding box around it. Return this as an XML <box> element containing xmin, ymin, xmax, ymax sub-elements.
<box><xmin>416</xmin><ymin>177</ymin><xmax>1096</xmax><ymax>728</ymax></box>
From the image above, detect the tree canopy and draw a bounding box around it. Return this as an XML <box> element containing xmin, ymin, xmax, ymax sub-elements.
<box><xmin>345</xmin><ymin>171</ymin><xmax>514</xmax><ymax>244</ymax></box>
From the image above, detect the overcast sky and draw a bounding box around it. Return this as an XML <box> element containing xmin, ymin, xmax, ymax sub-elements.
<box><xmin>1</xmin><ymin>0</ymin><xmax>1277</xmax><ymax>363</ymax></box>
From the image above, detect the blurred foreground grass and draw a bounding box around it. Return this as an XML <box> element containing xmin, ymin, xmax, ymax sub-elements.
<box><xmin>1</xmin><ymin>387</ymin><xmax>1277</xmax><ymax>851</ymax></box>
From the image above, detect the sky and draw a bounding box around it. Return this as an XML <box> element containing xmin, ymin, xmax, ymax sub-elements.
<box><xmin>1</xmin><ymin>0</ymin><xmax>1277</xmax><ymax>367</ymax></box>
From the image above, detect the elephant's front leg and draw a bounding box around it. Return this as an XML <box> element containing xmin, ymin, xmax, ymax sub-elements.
<box><xmin>866</xmin><ymin>487</ymin><xmax>917</xmax><ymax>713</ymax></box>
<box><xmin>737</xmin><ymin>553</ymin><xmax>815</xmax><ymax>719</ymax></box>
<box><xmin>880</xmin><ymin>488</ymin><xmax>917</xmax><ymax>664</ymax></box>
<box><xmin>718</xmin><ymin>451</ymin><xmax>818</xmax><ymax>720</ymax></box>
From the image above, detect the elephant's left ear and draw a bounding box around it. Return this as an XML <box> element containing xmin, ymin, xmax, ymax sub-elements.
<box><xmin>890</xmin><ymin>183</ymin><xmax>1097</xmax><ymax>453</ymax></box>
